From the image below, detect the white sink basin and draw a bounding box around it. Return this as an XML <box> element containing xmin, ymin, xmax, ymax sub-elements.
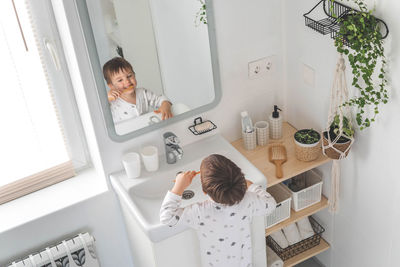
<box><xmin>110</xmin><ymin>133</ymin><xmax>268</xmax><ymax>242</ymax></box>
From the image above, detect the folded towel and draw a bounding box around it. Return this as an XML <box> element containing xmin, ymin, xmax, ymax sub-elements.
<box><xmin>297</xmin><ymin>217</ymin><xmax>315</xmax><ymax>240</ymax></box>
<box><xmin>282</xmin><ymin>223</ymin><xmax>302</xmax><ymax>245</ymax></box>
<box><xmin>270</xmin><ymin>230</ymin><xmax>289</xmax><ymax>249</ymax></box>
<box><xmin>266</xmin><ymin>246</ymin><xmax>284</xmax><ymax>267</ymax></box>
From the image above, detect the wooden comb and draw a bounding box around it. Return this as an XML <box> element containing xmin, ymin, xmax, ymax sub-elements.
<box><xmin>268</xmin><ymin>144</ymin><xmax>287</xmax><ymax>178</ymax></box>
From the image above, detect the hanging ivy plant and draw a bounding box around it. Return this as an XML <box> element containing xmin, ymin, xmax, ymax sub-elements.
<box><xmin>195</xmin><ymin>0</ymin><xmax>207</xmax><ymax>26</ymax></box>
<box><xmin>333</xmin><ymin>0</ymin><xmax>388</xmax><ymax>130</ymax></box>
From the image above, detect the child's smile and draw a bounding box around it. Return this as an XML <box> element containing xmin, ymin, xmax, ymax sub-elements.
<box><xmin>109</xmin><ymin>69</ymin><xmax>137</xmax><ymax>94</ymax></box>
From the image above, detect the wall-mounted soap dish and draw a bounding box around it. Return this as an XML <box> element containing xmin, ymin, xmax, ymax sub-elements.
<box><xmin>188</xmin><ymin>117</ymin><xmax>217</xmax><ymax>135</ymax></box>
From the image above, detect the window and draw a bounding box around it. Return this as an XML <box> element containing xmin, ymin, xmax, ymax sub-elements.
<box><xmin>0</xmin><ymin>0</ymin><xmax>89</xmax><ymax>204</ymax></box>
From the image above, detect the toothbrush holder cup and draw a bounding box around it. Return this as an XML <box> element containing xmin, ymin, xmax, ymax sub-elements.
<box><xmin>255</xmin><ymin>121</ymin><xmax>269</xmax><ymax>146</ymax></box>
<box><xmin>122</xmin><ymin>152</ymin><xmax>141</xmax><ymax>179</ymax></box>
<box><xmin>242</xmin><ymin>130</ymin><xmax>257</xmax><ymax>150</ymax></box>
<box><xmin>140</xmin><ymin>145</ymin><xmax>159</xmax><ymax>172</ymax></box>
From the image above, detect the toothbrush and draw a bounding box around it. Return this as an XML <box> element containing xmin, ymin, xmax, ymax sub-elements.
<box><xmin>108</xmin><ymin>85</ymin><xmax>134</xmax><ymax>102</ymax></box>
<box><xmin>173</xmin><ymin>171</ymin><xmax>200</xmax><ymax>182</ymax></box>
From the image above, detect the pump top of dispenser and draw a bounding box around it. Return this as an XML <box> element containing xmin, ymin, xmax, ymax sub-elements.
<box><xmin>272</xmin><ymin>105</ymin><xmax>282</xmax><ymax>118</ymax></box>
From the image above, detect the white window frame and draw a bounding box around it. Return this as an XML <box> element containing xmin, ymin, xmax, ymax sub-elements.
<box><xmin>0</xmin><ymin>0</ymin><xmax>90</xmax><ymax>204</ymax></box>
<box><xmin>28</xmin><ymin>0</ymin><xmax>90</xmax><ymax>171</ymax></box>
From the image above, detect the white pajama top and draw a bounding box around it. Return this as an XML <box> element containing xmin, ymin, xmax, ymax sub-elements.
<box><xmin>160</xmin><ymin>184</ymin><xmax>276</xmax><ymax>267</ymax></box>
<box><xmin>110</xmin><ymin>87</ymin><xmax>169</xmax><ymax>123</ymax></box>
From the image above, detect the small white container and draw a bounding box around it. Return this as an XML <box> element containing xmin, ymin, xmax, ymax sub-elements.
<box><xmin>140</xmin><ymin>146</ymin><xmax>159</xmax><ymax>172</ymax></box>
<box><xmin>266</xmin><ymin>184</ymin><xmax>292</xmax><ymax>228</ymax></box>
<box><xmin>122</xmin><ymin>152</ymin><xmax>141</xmax><ymax>179</ymax></box>
<box><xmin>282</xmin><ymin>169</ymin><xmax>323</xmax><ymax>212</ymax></box>
<box><xmin>255</xmin><ymin>121</ymin><xmax>269</xmax><ymax>146</ymax></box>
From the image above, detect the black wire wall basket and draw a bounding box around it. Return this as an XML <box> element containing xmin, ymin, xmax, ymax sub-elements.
<box><xmin>303</xmin><ymin>0</ymin><xmax>389</xmax><ymax>45</ymax></box>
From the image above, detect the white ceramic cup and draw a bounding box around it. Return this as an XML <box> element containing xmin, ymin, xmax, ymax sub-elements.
<box><xmin>140</xmin><ymin>146</ymin><xmax>159</xmax><ymax>172</ymax></box>
<box><xmin>255</xmin><ymin>121</ymin><xmax>269</xmax><ymax>146</ymax></box>
<box><xmin>122</xmin><ymin>152</ymin><xmax>141</xmax><ymax>178</ymax></box>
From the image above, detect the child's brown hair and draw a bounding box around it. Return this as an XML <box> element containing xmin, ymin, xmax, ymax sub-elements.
<box><xmin>102</xmin><ymin>57</ymin><xmax>135</xmax><ymax>84</ymax></box>
<box><xmin>200</xmin><ymin>154</ymin><xmax>247</xmax><ymax>206</ymax></box>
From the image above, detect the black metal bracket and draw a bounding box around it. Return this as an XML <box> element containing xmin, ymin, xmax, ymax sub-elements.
<box><xmin>303</xmin><ymin>0</ymin><xmax>389</xmax><ymax>43</ymax></box>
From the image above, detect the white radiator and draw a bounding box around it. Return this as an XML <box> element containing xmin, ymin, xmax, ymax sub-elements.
<box><xmin>7</xmin><ymin>232</ymin><xmax>101</xmax><ymax>267</ymax></box>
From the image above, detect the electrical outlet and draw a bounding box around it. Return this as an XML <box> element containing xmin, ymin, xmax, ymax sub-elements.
<box><xmin>248</xmin><ymin>56</ymin><xmax>274</xmax><ymax>79</ymax></box>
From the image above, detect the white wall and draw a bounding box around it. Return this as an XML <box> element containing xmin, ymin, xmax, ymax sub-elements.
<box><xmin>150</xmin><ymin>0</ymin><xmax>214</xmax><ymax>109</ymax></box>
<box><xmin>0</xmin><ymin>192</ymin><xmax>134</xmax><ymax>267</ymax></box>
<box><xmin>113</xmin><ymin>0</ymin><xmax>164</xmax><ymax>94</ymax></box>
<box><xmin>284</xmin><ymin>0</ymin><xmax>400</xmax><ymax>266</ymax></box>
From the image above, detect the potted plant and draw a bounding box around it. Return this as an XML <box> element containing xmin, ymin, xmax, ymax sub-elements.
<box><xmin>322</xmin><ymin>115</ymin><xmax>354</xmax><ymax>159</ymax></box>
<box><xmin>333</xmin><ymin>0</ymin><xmax>388</xmax><ymax>130</ymax></box>
<box><xmin>294</xmin><ymin>129</ymin><xmax>321</xmax><ymax>162</ymax></box>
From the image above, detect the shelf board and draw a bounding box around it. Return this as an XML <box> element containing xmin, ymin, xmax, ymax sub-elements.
<box><xmin>231</xmin><ymin>122</ymin><xmax>331</xmax><ymax>187</ymax></box>
<box><xmin>266</xmin><ymin>196</ymin><xmax>328</xmax><ymax>236</ymax></box>
<box><xmin>283</xmin><ymin>238</ymin><xmax>330</xmax><ymax>267</ymax></box>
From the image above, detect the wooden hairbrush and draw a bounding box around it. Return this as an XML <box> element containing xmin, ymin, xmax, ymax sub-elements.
<box><xmin>268</xmin><ymin>144</ymin><xmax>287</xmax><ymax>178</ymax></box>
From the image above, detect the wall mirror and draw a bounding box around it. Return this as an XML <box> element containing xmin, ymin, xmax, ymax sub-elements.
<box><xmin>75</xmin><ymin>0</ymin><xmax>221</xmax><ymax>142</ymax></box>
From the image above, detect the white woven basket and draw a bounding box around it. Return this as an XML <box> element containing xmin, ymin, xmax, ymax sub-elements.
<box><xmin>266</xmin><ymin>184</ymin><xmax>292</xmax><ymax>228</ymax></box>
<box><xmin>282</xmin><ymin>169</ymin><xmax>323</xmax><ymax>212</ymax></box>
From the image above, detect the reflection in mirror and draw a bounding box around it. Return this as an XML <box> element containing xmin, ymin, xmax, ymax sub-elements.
<box><xmin>82</xmin><ymin>0</ymin><xmax>220</xmax><ymax>138</ymax></box>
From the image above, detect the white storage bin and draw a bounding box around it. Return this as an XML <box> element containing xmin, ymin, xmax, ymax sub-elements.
<box><xmin>266</xmin><ymin>184</ymin><xmax>292</xmax><ymax>228</ymax></box>
<box><xmin>283</xmin><ymin>169</ymin><xmax>323</xmax><ymax>212</ymax></box>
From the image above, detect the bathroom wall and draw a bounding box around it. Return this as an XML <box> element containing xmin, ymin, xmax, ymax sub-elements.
<box><xmin>284</xmin><ymin>0</ymin><xmax>400</xmax><ymax>266</ymax></box>
<box><xmin>0</xmin><ymin>192</ymin><xmax>134</xmax><ymax>266</ymax></box>
<box><xmin>149</xmin><ymin>0</ymin><xmax>214</xmax><ymax>108</ymax></box>
<box><xmin>0</xmin><ymin>0</ymin><xmax>284</xmax><ymax>266</ymax></box>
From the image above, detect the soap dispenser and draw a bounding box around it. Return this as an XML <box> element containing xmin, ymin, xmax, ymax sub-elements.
<box><xmin>269</xmin><ymin>105</ymin><xmax>282</xmax><ymax>139</ymax></box>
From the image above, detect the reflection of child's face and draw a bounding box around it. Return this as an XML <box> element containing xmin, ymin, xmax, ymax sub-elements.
<box><xmin>108</xmin><ymin>68</ymin><xmax>137</xmax><ymax>93</ymax></box>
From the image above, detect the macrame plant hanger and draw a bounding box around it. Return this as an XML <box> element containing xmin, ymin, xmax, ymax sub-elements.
<box><xmin>322</xmin><ymin>54</ymin><xmax>355</xmax><ymax>213</ymax></box>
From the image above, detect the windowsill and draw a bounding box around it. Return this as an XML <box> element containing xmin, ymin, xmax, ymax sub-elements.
<box><xmin>0</xmin><ymin>168</ymin><xmax>108</xmax><ymax>234</ymax></box>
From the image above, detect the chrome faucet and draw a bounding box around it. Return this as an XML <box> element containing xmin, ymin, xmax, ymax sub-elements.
<box><xmin>163</xmin><ymin>132</ymin><xmax>183</xmax><ymax>164</ymax></box>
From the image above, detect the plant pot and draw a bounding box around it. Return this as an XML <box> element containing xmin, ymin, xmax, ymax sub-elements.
<box><xmin>322</xmin><ymin>131</ymin><xmax>352</xmax><ymax>160</ymax></box>
<box><xmin>294</xmin><ymin>130</ymin><xmax>321</xmax><ymax>162</ymax></box>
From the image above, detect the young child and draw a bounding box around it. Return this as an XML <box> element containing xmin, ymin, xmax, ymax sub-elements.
<box><xmin>102</xmin><ymin>57</ymin><xmax>173</xmax><ymax>123</ymax></box>
<box><xmin>160</xmin><ymin>154</ymin><xmax>276</xmax><ymax>267</ymax></box>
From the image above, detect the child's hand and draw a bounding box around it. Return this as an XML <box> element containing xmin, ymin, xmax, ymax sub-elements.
<box><xmin>171</xmin><ymin>171</ymin><xmax>197</xmax><ymax>196</ymax></box>
<box><xmin>107</xmin><ymin>89</ymin><xmax>123</xmax><ymax>102</ymax></box>
<box><xmin>156</xmin><ymin>101</ymin><xmax>173</xmax><ymax>120</ymax></box>
<box><xmin>246</xmin><ymin>179</ymin><xmax>253</xmax><ymax>188</ymax></box>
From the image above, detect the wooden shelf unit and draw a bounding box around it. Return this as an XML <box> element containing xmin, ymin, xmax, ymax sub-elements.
<box><xmin>231</xmin><ymin>122</ymin><xmax>331</xmax><ymax>187</ymax></box>
<box><xmin>231</xmin><ymin>122</ymin><xmax>332</xmax><ymax>266</ymax></box>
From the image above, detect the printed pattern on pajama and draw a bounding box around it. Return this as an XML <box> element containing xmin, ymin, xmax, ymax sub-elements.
<box><xmin>110</xmin><ymin>87</ymin><xmax>169</xmax><ymax>123</ymax></box>
<box><xmin>160</xmin><ymin>184</ymin><xmax>276</xmax><ymax>267</ymax></box>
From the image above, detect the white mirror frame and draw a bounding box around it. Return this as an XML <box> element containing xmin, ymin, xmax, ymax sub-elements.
<box><xmin>75</xmin><ymin>0</ymin><xmax>222</xmax><ymax>142</ymax></box>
